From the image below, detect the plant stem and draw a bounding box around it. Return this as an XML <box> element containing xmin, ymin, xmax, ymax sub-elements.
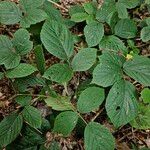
<box><xmin>47</xmin><ymin>0</ymin><xmax>68</xmax><ymax>12</ymax></box>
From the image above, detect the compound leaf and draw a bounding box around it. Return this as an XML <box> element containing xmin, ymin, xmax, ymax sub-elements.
<box><xmin>12</xmin><ymin>29</ymin><xmax>33</xmax><ymax>55</ymax></box>
<box><xmin>77</xmin><ymin>87</ymin><xmax>105</xmax><ymax>113</ymax></box>
<box><xmin>43</xmin><ymin>63</ymin><xmax>73</xmax><ymax>84</ymax></box>
<box><xmin>22</xmin><ymin>106</ymin><xmax>42</xmax><ymax>128</ymax></box>
<box><xmin>99</xmin><ymin>35</ymin><xmax>127</xmax><ymax>54</ymax></box>
<box><xmin>41</xmin><ymin>20</ymin><xmax>74</xmax><ymax>59</ymax></box>
<box><xmin>84</xmin><ymin>22</ymin><xmax>104</xmax><ymax>47</ymax></box>
<box><xmin>115</xmin><ymin>19</ymin><xmax>137</xmax><ymax>39</ymax></box>
<box><xmin>116</xmin><ymin>2</ymin><xmax>128</xmax><ymax>19</ymax></box>
<box><xmin>130</xmin><ymin>104</ymin><xmax>150</xmax><ymax>130</ymax></box>
<box><xmin>0</xmin><ymin>113</ymin><xmax>23</xmax><ymax>147</ymax></box>
<box><xmin>53</xmin><ymin>111</ymin><xmax>78</xmax><ymax>136</ymax></box>
<box><xmin>71</xmin><ymin>12</ymin><xmax>88</xmax><ymax>22</ymax></box>
<box><xmin>123</xmin><ymin>56</ymin><xmax>150</xmax><ymax>86</ymax></box>
<box><xmin>0</xmin><ymin>35</ymin><xmax>20</xmax><ymax>69</ymax></box>
<box><xmin>0</xmin><ymin>1</ymin><xmax>22</xmax><ymax>25</ymax></box>
<box><xmin>141</xmin><ymin>88</ymin><xmax>150</xmax><ymax>104</ymax></box>
<box><xmin>45</xmin><ymin>96</ymin><xmax>73</xmax><ymax>111</ymax></box>
<box><xmin>141</xmin><ymin>26</ymin><xmax>150</xmax><ymax>42</ymax></box>
<box><xmin>118</xmin><ymin>0</ymin><xmax>140</xmax><ymax>9</ymax></box>
<box><xmin>71</xmin><ymin>48</ymin><xmax>97</xmax><ymax>71</ymax></box>
<box><xmin>6</xmin><ymin>63</ymin><xmax>37</xmax><ymax>78</ymax></box>
<box><xmin>106</xmin><ymin>80</ymin><xmax>138</xmax><ymax>127</ymax></box>
<box><xmin>84</xmin><ymin>122</ymin><xmax>115</xmax><ymax>150</ymax></box>
<box><xmin>20</xmin><ymin>9</ymin><xmax>47</xmax><ymax>28</ymax></box>
<box><xmin>92</xmin><ymin>51</ymin><xmax>125</xmax><ymax>87</ymax></box>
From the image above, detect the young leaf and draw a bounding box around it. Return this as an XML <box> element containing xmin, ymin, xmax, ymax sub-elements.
<box><xmin>115</xmin><ymin>19</ymin><xmax>137</xmax><ymax>39</ymax></box>
<box><xmin>22</xmin><ymin>106</ymin><xmax>42</xmax><ymax>128</ymax></box>
<box><xmin>12</xmin><ymin>29</ymin><xmax>33</xmax><ymax>55</ymax></box>
<box><xmin>123</xmin><ymin>56</ymin><xmax>150</xmax><ymax>86</ymax></box>
<box><xmin>141</xmin><ymin>88</ymin><xmax>150</xmax><ymax>104</ymax></box>
<box><xmin>45</xmin><ymin>96</ymin><xmax>73</xmax><ymax>111</ymax></box>
<box><xmin>6</xmin><ymin>63</ymin><xmax>37</xmax><ymax>78</ymax></box>
<box><xmin>84</xmin><ymin>122</ymin><xmax>115</xmax><ymax>150</ymax></box>
<box><xmin>43</xmin><ymin>63</ymin><xmax>73</xmax><ymax>84</ymax></box>
<box><xmin>141</xmin><ymin>26</ymin><xmax>150</xmax><ymax>42</ymax></box>
<box><xmin>0</xmin><ymin>36</ymin><xmax>20</xmax><ymax>69</ymax></box>
<box><xmin>34</xmin><ymin>45</ymin><xmax>45</xmax><ymax>75</ymax></box>
<box><xmin>53</xmin><ymin>111</ymin><xmax>78</xmax><ymax>136</ymax></box>
<box><xmin>0</xmin><ymin>1</ymin><xmax>22</xmax><ymax>25</ymax></box>
<box><xmin>130</xmin><ymin>104</ymin><xmax>150</xmax><ymax>130</ymax></box>
<box><xmin>41</xmin><ymin>20</ymin><xmax>74</xmax><ymax>60</ymax></box>
<box><xmin>99</xmin><ymin>35</ymin><xmax>127</xmax><ymax>54</ymax></box>
<box><xmin>71</xmin><ymin>48</ymin><xmax>97</xmax><ymax>71</ymax></box>
<box><xmin>116</xmin><ymin>2</ymin><xmax>128</xmax><ymax>19</ymax></box>
<box><xmin>0</xmin><ymin>113</ymin><xmax>23</xmax><ymax>147</ymax></box>
<box><xmin>84</xmin><ymin>22</ymin><xmax>104</xmax><ymax>47</ymax></box>
<box><xmin>106</xmin><ymin>80</ymin><xmax>138</xmax><ymax>127</ymax></box>
<box><xmin>92</xmin><ymin>51</ymin><xmax>125</xmax><ymax>87</ymax></box>
<box><xmin>71</xmin><ymin>13</ymin><xmax>88</xmax><ymax>22</ymax></box>
<box><xmin>77</xmin><ymin>87</ymin><xmax>105</xmax><ymax>113</ymax></box>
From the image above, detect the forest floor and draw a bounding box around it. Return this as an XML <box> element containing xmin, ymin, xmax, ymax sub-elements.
<box><xmin>0</xmin><ymin>0</ymin><xmax>150</xmax><ymax>150</ymax></box>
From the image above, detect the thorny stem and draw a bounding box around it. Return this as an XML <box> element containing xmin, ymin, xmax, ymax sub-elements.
<box><xmin>47</xmin><ymin>0</ymin><xmax>68</xmax><ymax>12</ymax></box>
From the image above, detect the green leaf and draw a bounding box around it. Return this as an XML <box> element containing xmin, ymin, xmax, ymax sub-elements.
<box><xmin>71</xmin><ymin>48</ymin><xmax>97</xmax><ymax>71</ymax></box>
<box><xmin>84</xmin><ymin>22</ymin><xmax>104</xmax><ymax>47</ymax></box>
<box><xmin>43</xmin><ymin>63</ymin><xmax>73</xmax><ymax>84</ymax></box>
<box><xmin>69</xmin><ymin>5</ymin><xmax>85</xmax><ymax>16</ymax></box>
<box><xmin>53</xmin><ymin>111</ymin><xmax>78</xmax><ymax>136</ymax></box>
<box><xmin>0</xmin><ymin>113</ymin><xmax>23</xmax><ymax>147</ymax></box>
<box><xmin>71</xmin><ymin>12</ymin><xmax>88</xmax><ymax>22</ymax></box>
<box><xmin>84</xmin><ymin>122</ymin><xmax>115</xmax><ymax>150</ymax></box>
<box><xmin>12</xmin><ymin>29</ymin><xmax>33</xmax><ymax>55</ymax></box>
<box><xmin>141</xmin><ymin>26</ymin><xmax>150</xmax><ymax>42</ymax></box>
<box><xmin>96</xmin><ymin>2</ymin><xmax>116</xmax><ymax>23</ymax></box>
<box><xmin>83</xmin><ymin>2</ymin><xmax>97</xmax><ymax>15</ymax></box>
<box><xmin>41</xmin><ymin>20</ymin><xmax>74</xmax><ymax>60</ymax></box>
<box><xmin>15</xmin><ymin>95</ymin><xmax>32</xmax><ymax>106</ymax></box>
<box><xmin>6</xmin><ymin>63</ymin><xmax>37</xmax><ymax>78</ymax></box>
<box><xmin>116</xmin><ymin>2</ymin><xmax>128</xmax><ymax>19</ymax></box>
<box><xmin>106</xmin><ymin>80</ymin><xmax>138</xmax><ymax>127</ymax></box>
<box><xmin>123</xmin><ymin>56</ymin><xmax>150</xmax><ymax>86</ymax></box>
<box><xmin>0</xmin><ymin>1</ymin><xmax>22</xmax><ymax>25</ymax></box>
<box><xmin>45</xmin><ymin>96</ymin><xmax>73</xmax><ymax>111</ymax></box>
<box><xmin>77</xmin><ymin>87</ymin><xmax>105</xmax><ymax>113</ymax></box>
<box><xmin>0</xmin><ymin>35</ymin><xmax>20</xmax><ymax>69</ymax></box>
<box><xmin>99</xmin><ymin>35</ymin><xmax>127</xmax><ymax>54</ymax></box>
<box><xmin>19</xmin><ymin>0</ymin><xmax>44</xmax><ymax>12</ymax></box>
<box><xmin>92</xmin><ymin>51</ymin><xmax>125</xmax><ymax>87</ymax></box>
<box><xmin>22</xmin><ymin>106</ymin><xmax>42</xmax><ymax>128</ymax></box>
<box><xmin>34</xmin><ymin>45</ymin><xmax>45</xmax><ymax>75</ymax></box>
<box><xmin>130</xmin><ymin>104</ymin><xmax>150</xmax><ymax>129</ymax></box>
<box><xmin>43</xmin><ymin>1</ymin><xmax>63</xmax><ymax>22</ymax></box>
<box><xmin>141</xmin><ymin>88</ymin><xmax>150</xmax><ymax>104</ymax></box>
<box><xmin>115</xmin><ymin>19</ymin><xmax>137</xmax><ymax>39</ymax></box>
<box><xmin>118</xmin><ymin>0</ymin><xmax>140</xmax><ymax>9</ymax></box>
<box><xmin>20</xmin><ymin>9</ymin><xmax>47</xmax><ymax>28</ymax></box>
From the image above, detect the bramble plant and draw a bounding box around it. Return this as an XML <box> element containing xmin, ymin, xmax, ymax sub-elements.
<box><xmin>0</xmin><ymin>0</ymin><xmax>150</xmax><ymax>149</ymax></box>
